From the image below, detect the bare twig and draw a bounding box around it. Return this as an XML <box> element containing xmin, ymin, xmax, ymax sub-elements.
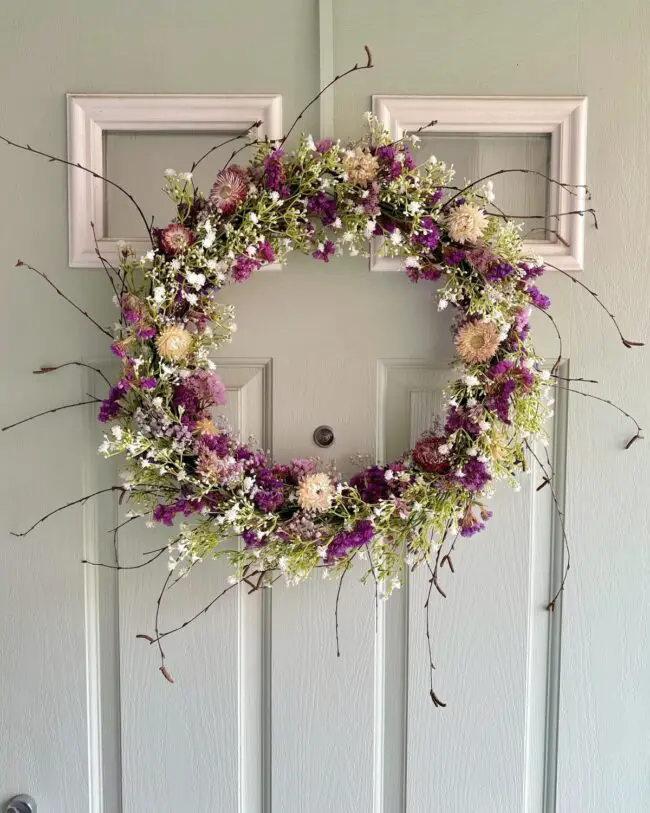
<box><xmin>82</xmin><ymin>546</ymin><xmax>167</xmax><ymax>571</ymax></box>
<box><xmin>533</xmin><ymin>306</ymin><xmax>563</xmax><ymax>375</ymax></box>
<box><xmin>2</xmin><ymin>398</ymin><xmax>100</xmax><ymax>432</ymax></box>
<box><xmin>545</xmin><ymin>261</ymin><xmax>645</xmax><ymax>349</ymax></box>
<box><xmin>191</xmin><ymin>122</ymin><xmax>263</xmax><ymax>173</ymax></box>
<box><xmin>10</xmin><ymin>486</ymin><xmax>125</xmax><ymax>537</ymax></box>
<box><xmin>90</xmin><ymin>221</ymin><xmax>122</xmax><ymax>300</ymax></box>
<box><xmin>33</xmin><ymin>361</ymin><xmax>112</xmax><ymax>388</ymax></box>
<box><xmin>444</xmin><ymin>168</ymin><xmax>590</xmax><ymax>209</ymax></box>
<box><xmin>0</xmin><ymin>135</ymin><xmax>153</xmax><ymax>243</ymax></box>
<box><xmin>526</xmin><ymin>441</ymin><xmax>571</xmax><ymax>611</ymax></box>
<box><xmin>424</xmin><ymin>540</ymin><xmax>448</xmax><ymax>709</ymax></box>
<box><xmin>551</xmin><ymin>382</ymin><xmax>643</xmax><ymax>449</ymax></box>
<box><xmin>280</xmin><ymin>45</ymin><xmax>374</xmax><ymax>147</ymax></box>
<box><xmin>335</xmin><ymin>558</ymin><xmax>353</xmax><ymax>657</ymax></box>
<box><xmin>15</xmin><ymin>260</ymin><xmax>113</xmax><ymax>338</ymax></box>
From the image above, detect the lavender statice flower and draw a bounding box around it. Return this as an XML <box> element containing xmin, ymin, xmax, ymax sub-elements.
<box><xmin>460</xmin><ymin>505</ymin><xmax>493</xmax><ymax>537</ymax></box>
<box><xmin>518</xmin><ymin>262</ymin><xmax>545</xmax><ymax>281</ymax></box>
<box><xmin>325</xmin><ymin>520</ymin><xmax>374</xmax><ymax>563</ymax></box>
<box><xmin>457</xmin><ymin>458</ymin><xmax>491</xmax><ymax>492</ymax></box>
<box><xmin>350</xmin><ymin>465</ymin><xmax>403</xmax><ymax>503</ymax></box>
<box><xmin>526</xmin><ymin>284</ymin><xmax>551</xmax><ymax>310</ymax></box>
<box><xmin>485</xmin><ymin>378</ymin><xmax>517</xmax><ymax>423</ymax></box>
<box><xmin>243</xmin><ymin>529</ymin><xmax>264</xmax><ymax>548</ymax></box>
<box><xmin>412</xmin><ymin>217</ymin><xmax>440</xmax><ymax>251</ymax></box>
<box><xmin>485</xmin><ymin>261</ymin><xmax>515</xmax><ymax>282</ymax></box>
<box><xmin>262</xmin><ymin>148</ymin><xmax>289</xmax><ymax>197</ymax></box>
<box><xmin>445</xmin><ymin>406</ymin><xmax>482</xmax><ymax>437</ymax></box>
<box><xmin>197</xmin><ymin>432</ymin><xmax>230</xmax><ymax>457</ymax></box>
<box><xmin>232</xmin><ymin>254</ymin><xmax>261</xmax><ymax>282</ymax></box>
<box><xmin>98</xmin><ymin>378</ymin><xmax>131</xmax><ymax>422</ymax></box>
<box><xmin>140</xmin><ymin>377</ymin><xmax>157</xmax><ymax>390</ymax></box>
<box><xmin>173</xmin><ymin>370</ymin><xmax>226</xmax><ymax>417</ymax></box>
<box><xmin>307</xmin><ymin>192</ymin><xmax>338</xmax><ymax>226</ymax></box>
<box><xmin>312</xmin><ymin>240</ymin><xmax>336</xmax><ymax>262</ymax></box>
<box><xmin>153</xmin><ymin>497</ymin><xmax>203</xmax><ymax>526</ymax></box>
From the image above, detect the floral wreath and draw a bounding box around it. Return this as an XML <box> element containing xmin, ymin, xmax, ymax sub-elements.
<box><xmin>3</xmin><ymin>48</ymin><xmax>643</xmax><ymax>698</ymax></box>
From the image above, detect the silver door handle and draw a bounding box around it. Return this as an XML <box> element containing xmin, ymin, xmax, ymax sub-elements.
<box><xmin>6</xmin><ymin>795</ymin><xmax>36</xmax><ymax>813</ymax></box>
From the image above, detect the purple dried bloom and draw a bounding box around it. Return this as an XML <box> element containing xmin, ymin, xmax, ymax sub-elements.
<box><xmin>526</xmin><ymin>285</ymin><xmax>551</xmax><ymax>310</ymax></box>
<box><xmin>412</xmin><ymin>222</ymin><xmax>440</xmax><ymax>251</ymax></box>
<box><xmin>257</xmin><ymin>241</ymin><xmax>276</xmax><ymax>264</ymax></box>
<box><xmin>485</xmin><ymin>262</ymin><xmax>515</xmax><ymax>282</ymax></box>
<box><xmin>518</xmin><ymin>262</ymin><xmax>545</xmax><ymax>281</ymax></box>
<box><xmin>262</xmin><ymin>148</ymin><xmax>289</xmax><ymax>196</ymax></box>
<box><xmin>307</xmin><ymin>192</ymin><xmax>338</xmax><ymax>226</ymax></box>
<box><xmin>312</xmin><ymin>240</ymin><xmax>336</xmax><ymax>262</ymax></box>
<box><xmin>110</xmin><ymin>341</ymin><xmax>127</xmax><ymax>359</ymax></box>
<box><xmin>315</xmin><ymin>139</ymin><xmax>334</xmax><ymax>153</ymax></box>
<box><xmin>136</xmin><ymin>325</ymin><xmax>157</xmax><ymax>340</ymax></box>
<box><xmin>350</xmin><ymin>466</ymin><xmax>394</xmax><ymax>504</ymax></box>
<box><xmin>140</xmin><ymin>377</ymin><xmax>157</xmax><ymax>390</ymax></box>
<box><xmin>485</xmin><ymin>378</ymin><xmax>517</xmax><ymax>423</ymax></box>
<box><xmin>325</xmin><ymin>520</ymin><xmax>374</xmax><ymax>563</ymax></box>
<box><xmin>458</xmin><ymin>458</ymin><xmax>491</xmax><ymax>492</ymax></box>
<box><xmin>198</xmin><ymin>433</ymin><xmax>230</xmax><ymax>456</ymax></box>
<box><xmin>243</xmin><ymin>529</ymin><xmax>264</xmax><ymax>548</ymax></box>
<box><xmin>232</xmin><ymin>254</ymin><xmax>261</xmax><ymax>282</ymax></box>
<box><xmin>173</xmin><ymin>370</ymin><xmax>226</xmax><ymax>417</ymax></box>
<box><xmin>375</xmin><ymin>145</ymin><xmax>396</xmax><ymax>162</ymax></box>
<box><xmin>442</xmin><ymin>245</ymin><xmax>467</xmax><ymax>265</ymax></box>
<box><xmin>429</xmin><ymin>189</ymin><xmax>443</xmax><ymax>206</ymax></box>
<box><xmin>98</xmin><ymin>378</ymin><xmax>131</xmax><ymax>423</ymax></box>
<box><xmin>289</xmin><ymin>457</ymin><xmax>316</xmax><ymax>480</ymax></box>
<box><xmin>445</xmin><ymin>406</ymin><xmax>481</xmax><ymax>437</ymax></box>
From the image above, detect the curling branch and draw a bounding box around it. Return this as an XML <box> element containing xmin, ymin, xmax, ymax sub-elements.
<box><xmin>191</xmin><ymin>121</ymin><xmax>263</xmax><ymax>173</ymax></box>
<box><xmin>10</xmin><ymin>486</ymin><xmax>125</xmax><ymax>537</ymax></box>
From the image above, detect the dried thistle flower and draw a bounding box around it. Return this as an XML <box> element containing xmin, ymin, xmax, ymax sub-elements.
<box><xmin>455</xmin><ymin>321</ymin><xmax>501</xmax><ymax>364</ymax></box>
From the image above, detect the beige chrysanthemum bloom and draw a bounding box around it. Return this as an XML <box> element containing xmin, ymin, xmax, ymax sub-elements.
<box><xmin>297</xmin><ymin>473</ymin><xmax>336</xmax><ymax>513</ymax></box>
<box><xmin>156</xmin><ymin>324</ymin><xmax>193</xmax><ymax>361</ymax></box>
<box><xmin>343</xmin><ymin>147</ymin><xmax>379</xmax><ymax>186</ymax></box>
<box><xmin>455</xmin><ymin>321</ymin><xmax>501</xmax><ymax>364</ymax></box>
<box><xmin>445</xmin><ymin>202</ymin><xmax>489</xmax><ymax>244</ymax></box>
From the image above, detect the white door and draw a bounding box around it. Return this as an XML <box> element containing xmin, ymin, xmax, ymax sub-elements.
<box><xmin>2</xmin><ymin>126</ymin><xmax>565</xmax><ymax>813</ymax></box>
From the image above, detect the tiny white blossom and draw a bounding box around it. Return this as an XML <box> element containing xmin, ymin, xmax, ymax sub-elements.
<box><xmin>479</xmin><ymin>420</ymin><xmax>491</xmax><ymax>432</ymax></box>
<box><xmin>111</xmin><ymin>425</ymin><xmax>123</xmax><ymax>440</ymax></box>
<box><xmin>389</xmin><ymin>228</ymin><xmax>403</xmax><ymax>246</ymax></box>
<box><xmin>248</xmin><ymin>212</ymin><xmax>259</xmax><ymax>224</ymax></box>
<box><xmin>384</xmin><ymin>469</ymin><xmax>394</xmax><ymax>481</ymax></box>
<box><xmin>144</xmin><ymin>250</ymin><xmax>155</xmax><ymax>262</ymax></box>
<box><xmin>438</xmin><ymin>299</ymin><xmax>449</xmax><ymax>311</ymax></box>
<box><xmin>438</xmin><ymin>444</ymin><xmax>451</xmax><ymax>455</ymax></box>
<box><xmin>164</xmin><ymin>168</ymin><xmax>176</xmax><ymax>177</ymax></box>
<box><xmin>179</xmin><ymin>171</ymin><xmax>192</xmax><ymax>181</ymax></box>
<box><xmin>364</xmin><ymin>219</ymin><xmax>377</xmax><ymax>238</ymax></box>
<box><xmin>153</xmin><ymin>286</ymin><xmax>165</xmax><ymax>304</ymax></box>
<box><xmin>463</xmin><ymin>375</ymin><xmax>480</xmax><ymax>387</ymax></box>
<box><xmin>333</xmin><ymin>217</ymin><xmax>342</xmax><ymax>229</ymax></box>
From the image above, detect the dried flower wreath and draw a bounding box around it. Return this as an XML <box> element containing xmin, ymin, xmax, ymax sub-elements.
<box><xmin>2</xmin><ymin>47</ymin><xmax>643</xmax><ymax>700</ymax></box>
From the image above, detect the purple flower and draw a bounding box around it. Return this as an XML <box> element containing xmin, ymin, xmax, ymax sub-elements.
<box><xmin>136</xmin><ymin>325</ymin><xmax>157</xmax><ymax>340</ymax></box>
<box><xmin>429</xmin><ymin>189</ymin><xmax>443</xmax><ymax>206</ymax></box>
<box><xmin>110</xmin><ymin>341</ymin><xmax>127</xmax><ymax>359</ymax></box>
<box><xmin>315</xmin><ymin>139</ymin><xmax>334</xmax><ymax>153</ymax></box>
<box><xmin>257</xmin><ymin>241</ymin><xmax>276</xmax><ymax>264</ymax></box>
<box><xmin>485</xmin><ymin>262</ymin><xmax>515</xmax><ymax>282</ymax></box>
<box><xmin>445</xmin><ymin>406</ymin><xmax>481</xmax><ymax>437</ymax></box>
<box><xmin>243</xmin><ymin>529</ymin><xmax>264</xmax><ymax>548</ymax></box>
<box><xmin>312</xmin><ymin>240</ymin><xmax>336</xmax><ymax>262</ymax></box>
<box><xmin>485</xmin><ymin>378</ymin><xmax>517</xmax><ymax>423</ymax></box>
<box><xmin>518</xmin><ymin>262</ymin><xmax>545</xmax><ymax>281</ymax></box>
<box><xmin>442</xmin><ymin>245</ymin><xmax>467</xmax><ymax>266</ymax></box>
<box><xmin>526</xmin><ymin>285</ymin><xmax>551</xmax><ymax>310</ymax></box>
<box><xmin>325</xmin><ymin>520</ymin><xmax>374</xmax><ymax>563</ymax></box>
<box><xmin>98</xmin><ymin>378</ymin><xmax>131</xmax><ymax>423</ymax></box>
<box><xmin>350</xmin><ymin>466</ymin><xmax>395</xmax><ymax>504</ymax></box>
<box><xmin>197</xmin><ymin>432</ymin><xmax>230</xmax><ymax>456</ymax></box>
<box><xmin>412</xmin><ymin>220</ymin><xmax>440</xmax><ymax>251</ymax></box>
<box><xmin>173</xmin><ymin>370</ymin><xmax>226</xmax><ymax>417</ymax></box>
<box><xmin>375</xmin><ymin>145</ymin><xmax>396</xmax><ymax>162</ymax></box>
<box><xmin>263</xmin><ymin>148</ymin><xmax>289</xmax><ymax>196</ymax></box>
<box><xmin>140</xmin><ymin>377</ymin><xmax>157</xmax><ymax>390</ymax></box>
<box><xmin>232</xmin><ymin>254</ymin><xmax>261</xmax><ymax>282</ymax></box>
<box><xmin>307</xmin><ymin>192</ymin><xmax>338</xmax><ymax>226</ymax></box>
<box><xmin>460</xmin><ymin>506</ymin><xmax>493</xmax><ymax>537</ymax></box>
<box><xmin>457</xmin><ymin>458</ymin><xmax>491</xmax><ymax>492</ymax></box>
<box><xmin>152</xmin><ymin>497</ymin><xmax>202</xmax><ymax>526</ymax></box>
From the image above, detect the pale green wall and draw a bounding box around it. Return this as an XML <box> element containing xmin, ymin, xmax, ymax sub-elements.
<box><xmin>1</xmin><ymin>1</ymin><xmax>649</xmax><ymax>810</ymax></box>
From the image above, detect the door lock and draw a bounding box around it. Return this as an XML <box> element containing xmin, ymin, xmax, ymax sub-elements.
<box><xmin>6</xmin><ymin>795</ymin><xmax>36</xmax><ymax>813</ymax></box>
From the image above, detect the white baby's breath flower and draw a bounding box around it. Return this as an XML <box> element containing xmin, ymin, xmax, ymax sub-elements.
<box><xmin>164</xmin><ymin>168</ymin><xmax>176</xmax><ymax>177</ymax></box>
<box><xmin>248</xmin><ymin>212</ymin><xmax>259</xmax><ymax>224</ymax></box>
<box><xmin>438</xmin><ymin>299</ymin><xmax>449</xmax><ymax>311</ymax></box>
<box><xmin>463</xmin><ymin>375</ymin><xmax>480</xmax><ymax>387</ymax></box>
<box><xmin>179</xmin><ymin>171</ymin><xmax>192</xmax><ymax>181</ymax></box>
<box><xmin>153</xmin><ymin>286</ymin><xmax>165</xmax><ymax>304</ymax></box>
<box><xmin>111</xmin><ymin>425</ymin><xmax>123</xmax><ymax>440</ymax></box>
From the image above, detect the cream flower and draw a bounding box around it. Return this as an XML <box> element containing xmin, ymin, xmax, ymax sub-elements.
<box><xmin>445</xmin><ymin>202</ymin><xmax>489</xmax><ymax>244</ymax></box>
<box><xmin>343</xmin><ymin>148</ymin><xmax>379</xmax><ymax>186</ymax></box>
<box><xmin>297</xmin><ymin>473</ymin><xmax>336</xmax><ymax>513</ymax></box>
<box><xmin>455</xmin><ymin>321</ymin><xmax>501</xmax><ymax>364</ymax></box>
<box><xmin>156</xmin><ymin>325</ymin><xmax>193</xmax><ymax>361</ymax></box>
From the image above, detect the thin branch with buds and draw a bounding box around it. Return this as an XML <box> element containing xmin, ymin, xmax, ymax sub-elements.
<box><xmin>1</xmin><ymin>398</ymin><xmax>100</xmax><ymax>432</ymax></box>
<box><xmin>15</xmin><ymin>260</ymin><xmax>113</xmax><ymax>338</ymax></box>
<box><xmin>335</xmin><ymin>558</ymin><xmax>353</xmax><ymax>657</ymax></box>
<box><xmin>280</xmin><ymin>45</ymin><xmax>374</xmax><ymax>147</ymax></box>
<box><xmin>424</xmin><ymin>540</ymin><xmax>448</xmax><ymax>708</ymax></box>
<box><xmin>526</xmin><ymin>441</ymin><xmax>571</xmax><ymax>610</ymax></box>
<box><xmin>33</xmin><ymin>361</ymin><xmax>112</xmax><ymax>388</ymax></box>
<box><xmin>444</xmin><ymin>168</ymin><xmax>591</xmax><ymax>209</ymax></box>
<box><xmin>0</xmin><ymin>134</ymin><xmax>154</xmax><ymax>243</ymax></box>
<box><xmin>90</xmin><ymin>221</ymin><xmax>123</xmax><ymax>300</ymax></box>
<box><xmin>9</xmin><ymin>486</ymin><xmax>126</xmax><ymax>538</ymax></box>
<box><xmin>191</xmin><ymin>121</ymin><xmax>263</xmax><ymax>173</ymax></box>
<box><xmin>544</xmin><ymin>261</ymin><xmax>644</xmax><ymax>349</ymax></box>
<box><xmin>551</xmin><ymin>382</ymin><xmax>643</xmax><ymax>449</ymax></box>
